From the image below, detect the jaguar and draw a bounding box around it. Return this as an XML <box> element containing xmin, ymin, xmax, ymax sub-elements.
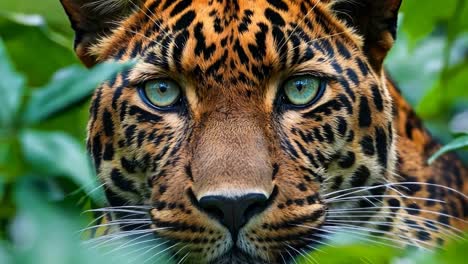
<box><xmin>60</xmin><ymin>0</ymin><xmax>467</xmax><ymax>263</ymax></box>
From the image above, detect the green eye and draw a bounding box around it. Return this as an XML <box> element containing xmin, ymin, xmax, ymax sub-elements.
<box><xmin>283</xmin><ymin>76</ymin><xmax>322</xmax><ymax>106</ymax></box>
<box><xmin>142</xmin><ymin>79</ymin><xmax>181</xmax><ymax>108</ymax></box>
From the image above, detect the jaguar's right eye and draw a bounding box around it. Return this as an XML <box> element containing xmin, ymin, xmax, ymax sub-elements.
<box><xmin>140</xmin><ymin>79</ymin><xmax>182</xmax><ymax>109</ymax></box>
<box><xmin>282</xmin><ymin>75</ymin><xmax>324</xmax><ymax>107</ymax></box>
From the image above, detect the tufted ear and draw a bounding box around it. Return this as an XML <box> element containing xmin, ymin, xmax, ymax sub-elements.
<box><xmin>60</xmin><ymin>0</ymin><xmax>142</xmax><ymax>67</ymax></box>
<box><xmin>331</xmin><ymin>0</ymin><xmax>402</xmax><ymax>73</ymax></box>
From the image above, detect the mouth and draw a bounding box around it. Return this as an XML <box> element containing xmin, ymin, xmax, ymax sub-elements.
<box><xmin>208</xmin><ymin>247</ymin><xmax>270</xmax><ymax>264</ymax></box>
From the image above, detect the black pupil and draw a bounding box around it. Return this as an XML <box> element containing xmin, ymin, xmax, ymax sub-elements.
<box><xmin>159</xmin><ymin>83</ymin><xmax>168</xmax><ymax>93</ymax></box>
<box><xmin>295</xmin><ymin>81</ymin><xmax>304</xmax><ymax>92</ymax></box>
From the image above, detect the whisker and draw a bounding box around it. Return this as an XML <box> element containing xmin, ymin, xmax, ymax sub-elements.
<box><xmin>324</xmin><ymin>183</ymin><xmax>394</xmax><ymax>199</ymax></box>
<box><xmin>84</xmin><ymin>229</ymin><xmax>155</xmax><ymax>243</ymax></box>
<box><xmin>79</xmin><ymin>220</ymin><xmax>152</xmax><ymax>233</ymax></box>
<box><xmin>127</xmin><ymin>0</ymin><xmax>178</xmax><ymax>48</ymax></box>
<box><xmin>286</xmin><ymin>243</ymin><xmax>318</xmax><ymax>264</ymax></box>
<box><xmin>395</xmin><ymin>182</ymin><xmax>467</xmax><ymax>199</ymax></box>
<box><xmin>88</xmin><ymin>205</ymin><xmax>151</xmax><ymax>209</ymax></box>
<box><xmin>82</xmin><ymin>182</ymin><xmax>106</xmax><ymax>197</ymax></box>
<box><xmin>277</xmin><ymin>0</ymin><xmax>321</xmax><ymax>53</ymax></box>
<box><xmin>141</xmin><ymin>242</ymin><xmax>181</xmax><ymax>264</ymax></box>
<box><xmin>326</xmin><ymin>194</ymin><xmax>445</xmax><ymax>204</ymax></box>
<box><xmin>84</xmin><ymin>208</ymin><xmax>149</xmax><ymax>215</ymax></box>
<box><xmin>127</xmin><ymin>240</ymin><xmax>172</xmax><ymax>263</ymax></box>
<box><xmin>110</xmin><ymin>237</ymin><xmax>163</xmax><ymax>258</ymax></box>
<box><xmin>286</xmin><ymin>32</ymin><xmax>348</xmax><ymax>54</ymax></box>
<box><xmin>116</xmin><ymin>243</ymin><xmax>162</xmax><ymax>259</ymax></box>
<box><xmin>300</xmin><ymin>247</ymin><xmax>319</xmax><ymax>264</ymax></box>
<box><xmin>176</xmin><ymin>252</ymin><xmax>190</xmax><ymax>264</ymax></box>
<box><xmin>324</xmin><ymin>182</ymin><xmax>468</xmax><ymax>200</ymax></box>
<box><xmin>283</xmin><ymin>246</ymin><xmax>299</xmax><ymax>264</ymax></box>
<box><xmin>299</xmin><ymin>223</ymin><xmax>425</xmax><ymax>250</ymax></box>
<box><xmin>324</xmin><ymin>224</ymin><xmax>436</xmax><ymax>249</ymax></box>
<box><xmin>303</xmin><ymin>236</ymin><xmax>335</xmax><ymax>248</ymax></box>
<box><xmin>302</xmin><ymin>242</ymin><xmax>325</xmax><ymax>254</ymax></box>
<box><xmin>279</xmin><ymin>252</ymin><xmax>288</xmax><ymax>264</ymax></box>
<box><xmin>104</xmin><ymin>233</ymin><xmax>157</xmax><ymax>254</ymax></box>
<box><xmin>326</xmin><ymin>218</ymin><xmax>428</xmax><ymax>232</ymax></box>
<box><xmin>88</xmin><ymin>231</ymin><xmax>154</xmax><ymax>249</ymax></box>
<box><xmin>84</xmin><ymin>228</ymin><xmax>163</xmax><ymax>247</ymax></box>
<box><xmin>326</xmin><ymin>206</ymin><xmax>467</xmax><ymax>223</ymax></box>
<box><xmin>326</xmin><ymin>210</ymin><xmax>465</xmax><ymax>237</ymax></box>
<box><xmin>167</xmin><ymin>244</ymin><xmax>189</xmax><ymax>264</ymax></box>
<box><xmin>107</xmin><ymin>21</ymin><xmax>172</xmax><ymax>52</ymax></box>
<box><xmin>324</xmin><ymin>226</ymin><xmax>409</xmax><ymax>249</ymax></box>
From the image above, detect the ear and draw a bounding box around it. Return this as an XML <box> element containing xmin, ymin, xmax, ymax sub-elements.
<box><xmin>331</xmin><ymin>0</ymin><xmax>402</xmax><ymax>73</ymax></box>
<box><xmin>60</xmin><ymin>0</ymin><xmax>141</xmax><ymax>67</ymax></box>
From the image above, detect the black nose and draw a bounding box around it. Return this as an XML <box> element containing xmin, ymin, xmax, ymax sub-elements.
<box><xmin>199</xmin><ymin>193</ymin><xmax>269</xmax><ymax>241</ymax></box>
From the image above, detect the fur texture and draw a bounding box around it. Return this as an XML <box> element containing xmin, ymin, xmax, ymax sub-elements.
<box><xmin>60</xmin><ymin>1</ymin><xmax>467</xmax><ymax>263</ymax></box>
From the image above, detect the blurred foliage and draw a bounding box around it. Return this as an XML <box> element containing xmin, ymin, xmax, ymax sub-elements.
<box><xmin>297</xmin><ymin>233</ymin><xmax>468</xmax><ymax>264</ymax></box>
<box><xmin>387</xmin><ymin>0</ymin><xmax>468</xmax><ymax>152</ymax></box>
<box><xmin>0</xmin><ymin>0</ymin><xmax>467</xmax><ymax>263</ymax></box>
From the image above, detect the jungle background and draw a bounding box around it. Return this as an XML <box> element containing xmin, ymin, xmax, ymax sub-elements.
<box><xmin>1</xmin><ymin>0</ymin><xmax>468</xmax><ymax>263</ymax></box>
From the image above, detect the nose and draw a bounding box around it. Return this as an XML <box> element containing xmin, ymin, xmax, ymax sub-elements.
<box><xmin>199</xmin><ymin>193</ymin><xmax>269</xmax><ymax>241</ymax></box>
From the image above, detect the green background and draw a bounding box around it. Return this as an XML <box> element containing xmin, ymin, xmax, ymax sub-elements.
<box><xmin>0</xmin><ymin>0</ymin><xmax>467</xmax><ymax>263</ymax></box>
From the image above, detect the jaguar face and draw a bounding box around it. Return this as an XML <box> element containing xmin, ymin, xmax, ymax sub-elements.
<box><xmin>61</xmin><ymin>0</ymin><xmax>402</xmax><ymax>263</ymax></box>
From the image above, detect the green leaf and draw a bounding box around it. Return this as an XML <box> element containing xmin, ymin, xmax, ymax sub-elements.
<box><xmin>19</xmin><ymin>130</ymin><xmax>104</xmax><ymax>203</ymax></box>
<box><xmin>0</xmin><ymin>13</ymin><xmax>77</xmax><ymax>86</ymax></box>
<box><xmin>298</xmin><ymin>243</ymin><xmax>401</xmax><ymax>264</ymax></box>
<box><xmin>459</xmin><ymin>3</ymin><xmax>468</xmax><ymax>31</ymax></box>
<box><xmin>9</xmin><ymin>180</ymin><xmax>108</xmax><ymax>264</ymax></box>
<box><xmin>23</xmin><ymin>61</ymin><xmax>134</xmax><ymax>124</ymax></box>
<box><xmin>396</xmin><ymin>235</ymin><xmax>468</xmax><ymax>264</ymax></box>
<box><xmin>386</xmin><ymin>32</ymin><xmax>445</xmax><ymax>105</ymax></box>
<box><xmin>0</xmin><ymin>12</ymin><xmax>71</xmax><ymax>49</ymax></box>
<box><xmin>0</xmin><ymin>175</ymin><xmax>4</xmax><ymax>200</ymax></box>
<box><xmin>417</xmin><ymin>61</ymin><xmax>468</xmax><ymax>119</ymax></box>
<box><xmin>0</xmin><ymin>241</ymin><xmax>12</xmax><ymax>264</ymax></box>
<box><xmin>0</xmin><ymin>37</ymin><xmax>25</xmax><ymax>128</ymax></box>
<box><xmin>8</xmin><ymin>179</ymin><xmax>172</xmax><ymax>264</ymax></box>
<box><xmin>401</xmin><ymin>0</ymin><xmax>457</xmax><ymax>46</ymax></box>
<box><xmin>430</xmin><ymin>235</ymin><xmax>468</xmax><ymax>263</ymax></box>
<box><xmin>0</xmin><ymin>0</ymin><xmax>73</xmax><ymax>37</ymax></box>
<box><xmin>428</xmin><ymin>134</ymin><xmax>468</xmax><ymax>164</ymax></box>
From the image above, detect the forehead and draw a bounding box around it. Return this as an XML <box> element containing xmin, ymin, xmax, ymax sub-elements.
<box><xmin>100</xmin><ymin>0</ymin><xmax>359</xmax><ymax>88</ymax></box>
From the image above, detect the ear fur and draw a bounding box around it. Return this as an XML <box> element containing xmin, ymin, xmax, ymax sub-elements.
<box><xmin>60</xmin><ymin>0</ymin><xmax>143</xmax><ymax>66</ymax></box>
<box><xmin>332</xmin><ymin>0</ymin><xmax>402</xmax><ymax>73</ymax></box>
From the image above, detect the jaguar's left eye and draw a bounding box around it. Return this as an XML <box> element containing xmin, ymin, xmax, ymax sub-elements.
<box><xmin>140</xmin><ymin>79</ymin><xmax>181</xmax><ymax>109</ymax></box>
<box><xmin>282</xmin><ymin>75</ymin><xmax>323</xmax><ymax>106</ymax></box>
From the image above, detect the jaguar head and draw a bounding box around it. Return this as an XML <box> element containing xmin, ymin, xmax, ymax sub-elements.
<box><xmin>61</xmin><ymin>0</ymin><xmax>401</xmax><ymax>262</ymax></box>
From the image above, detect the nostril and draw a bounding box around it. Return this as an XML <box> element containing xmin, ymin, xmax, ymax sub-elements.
<box><xmin>198</xmin><ymin>197</ymin><xmax>225</xmax><ymax>221</ymax></box>
<box><xmin>198</xmin><ymin>193</ymin><xmax>269</xmax><ymax>241</ymax></box>
<box><xmin>244</xmin><ymin>197</ymin><xmax>269</xmax><ymax>222</ymax></box>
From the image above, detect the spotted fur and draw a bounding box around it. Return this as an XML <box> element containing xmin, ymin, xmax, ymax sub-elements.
<box><xmin>61</xmin><ymin>0</ymin><xmax>467</xmax><ymax>263</ymax></box>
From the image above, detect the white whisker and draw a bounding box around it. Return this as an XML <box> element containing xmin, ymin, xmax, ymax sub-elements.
<box><xmin>104</xmin><ymin>233</ymin><xmax>157</xmax><ymax>254</ymax></box>
<box><xmin>283</xmin><ymin>246</ymin><xmax>299</xmax><ymax>264</ymax></box>
<box><xmin>326</xmin><ymin>210</ymin><xmax>464</xmax><ymax>237</ymax></box>
<box><xmin>326</xmin><ymin>206</ymin><xmax>466</xmax><ymax>223</ymax></box>
<box><xmin>140</xmin><ymin>242</ymin><xmax>180</xmax><ymax>264</ymax></box>
<box><xmin>85</xmin><ymin>208</ymin><xmax>149</xmax><ymax>215</ymax></box>
<box><xmin>326</xmin><ymin>194</ymin><xmax>445</xmax><ymax>204</ymax></box>
<box><xmin>325</xmin><ymin>224</ymin><xmax>436</xmax><ymax>249</ymax></box>
<box><xmin>80</xmin><ymin>220</ymin><xmax>152</xmax><ymax>233</ymax></box>
<box><xmin>176</xmin><ymin>252</ymin><xmax>190</xmax><ymax>264</ymax></box>
<box><xmin>277</xmin><ymin>0</ymin><xmax>321</xmax><ymax>53</ymax></box>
